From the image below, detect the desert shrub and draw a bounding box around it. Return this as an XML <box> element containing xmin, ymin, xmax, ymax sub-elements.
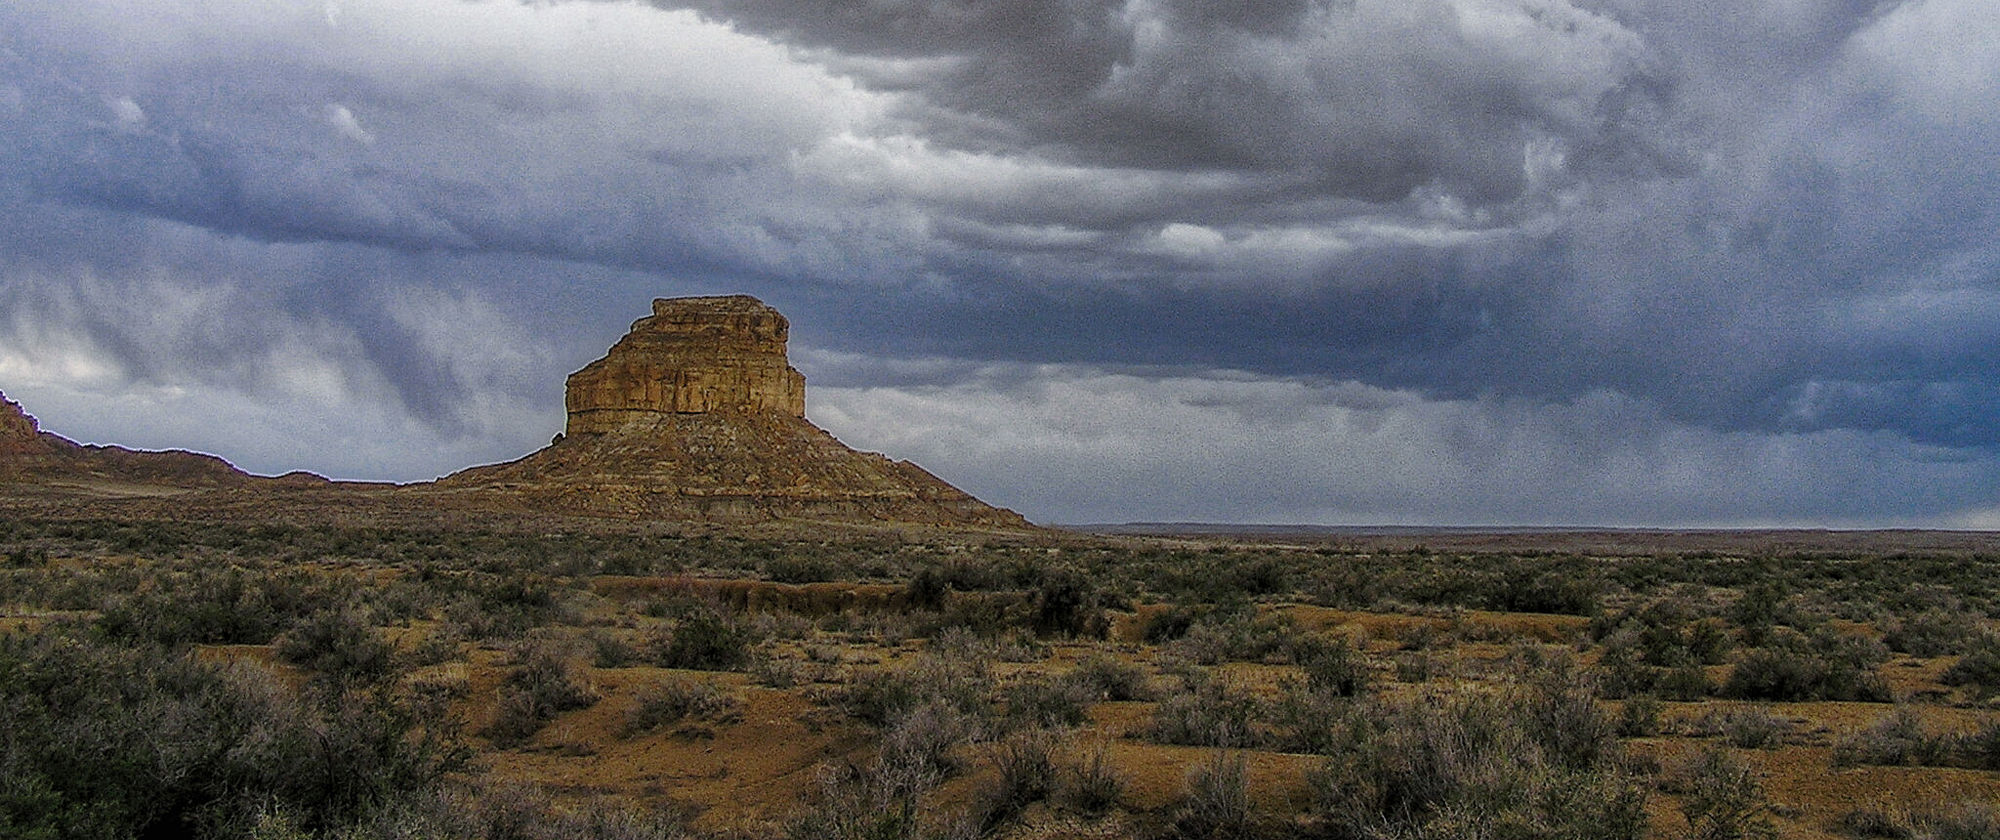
<box><xmin>1833</xmin><ymin>707</ymin><xmax>1951</xmax><ymax>768</ymax></box>
<box><xmin>1304</xmin><ymin>560</ymin><xmax>1386</xmax><ymax>610</ymax></box>
<box><xmin>1617</xmin><ymin>695</ymin><xmax>1664</xmax><ymax>737</ymax></box>
<box><xmin>1592</xmin><ymin>635</ymin><xmax>1651</xmax><ymax>699</ymax></box>
<box><xmin>748</xmin><ymin>610</ymin><xmax>815</xmax><ymax>642</ymax></box>
<box><xmin>405</xmin><ymin>628</ymin><xmax>464</xmax><ymax>667</ymax></box>
<box><xmin>1169</xmin><ymin>752</ymin><xmax>1255</xmax><ymax>840</ymax></box>
<box><xmin>1838</xmin><ymin>807</ymin><xmax>1909</xmax><ymax>839</ymax></box>
<box><xmin>1927</xmin><ymin>803</ymin><xmax>2000</xmax><ymax>840</ymax></box>
<box><xmin>1833</xmin><ymin>709</ymin><xmax>2000</xmax><ymax>771</ymax></box>
<box><xmin>1723</xmin><ymin>628</ymin><xmax>1888</xmax><ymax>702</ymax></box>
<box><xmin>340</xmin><ymin>783</ymin><xmax>700</xmax><ymax>840</ymax></box>
<box><xmin>1002</xmin><ymin>673</ymin><xmax>1094</xmax><ymax>730</ymax></box>
<box><xmin>1670</xmin><ymin>747</ymin><xmax>1777</xmax><ymax>840</ymax></box>
<box><xmin>95</xmin><ymin>567</ymin><xmax>333</xmax><ymax>647</ymax></box>
<box><xmin>651</xmin><ymin>605</ymin><xmax>751</xmax><ymax>671</ymax></box>
<box><xmin>1393</xmin><ymin>650</ymin><xmax>1442</xmax><ymax>683</ymax></box>
<box><xmin>1883</xmin><ymin>609</ymin><xmax>1984</xmax><ymax>657</ymax></box>
<box><xmin>1730</xmin><ymin>581</ymin><xmax>1788</xmax><ymax>646</ymax></box>
<box><xmin>1267</xmin><ymin>676</ymin><xmax>1357</xmax><ymax>754</ymax></box>
<box><xmin>1168</xmin><ymin>611</ymin><xmax>1292</xmax><ymax>665</ymax></box>
<box><xmin>878</xmin><ymin>699</ymin><xmax>977</xmax><ymax>781</ymax></box>
<box><xmin>841</xmin><ymin>650</ymin><xmax>993</xmax><ymax>729</ymax></box>
<box><xmin>762</xmin><ymin>552</ymin><xmax>841</xmax><ymax>584</ymax></box>
<box><xmin>1487</xmin><ymin>562</ymin><xmax>1605</xmax><ymax>616</ymax></box>
<box><xmin>0</xmin><ymin>630</ymin><xmax>463</xmax><ymax>840</ymax></box>
<box><xmin>276</xmin><ymin>607</ymin><xmax>397</xmax><ymax>685</ymax></box>
<box><xmin>465</xmin><ymin>571</ymin><xmax>573</xmax><ymax>636</ymax></box>
<box><xmin>1596</xmin><ymin>627</ymin><xmax>1711</xmax><ymax>700</ymax></box>
<box><xmin>1840</xmin><ymin>803</ymin><xmax>2000</xmax><ymax>840</ymax></box>
<box><xmin>992</xmin><ymin>632</ymin><xmax>1050</xmax><ymax>664</ymax></box>
<box><xmin>1065</xmin><ymin>653</ymin><xmax>1152</xmax><ymax>701</ymax></box>
<box><xmin>1940</xmin><ymin>636</ymin><xmax>2000</xmax><ymax>698</ymax></box>
<box><xmin>1169</xmin><ymin>621</ymin><xmax>1241</xmax><ymax>666</ymax></box>
<box><xmin>1960</xmin><ymin>719</ymin><xmax>2000</xmax><ymax>771</ymax></box>
<box><xmin>4</xmin><ymin>545</ymin><xmax>49</xmax><ymax>568</ymax></box>
<box><xmin>749</xmin><ymin>655</ymin><xmax>808</xmax><ymax>688</ymax></box>
<box><xmin>623</xmin><ymin>677</ymin><xmax>740</xmax><ymax>737</ymax></box>
<box><xmin>1060</xmin><ymin>745</ymin><xmax>1126</xmax><ymax>814</ymax></box>
<box><xmin>1590</xmin><ymin>593</ymin><xmax>1733</xmax><ymax>668</ymax></box>
<box><xmin>402</xmin><ymin>663</ymin><xmax>472</xmax><ymax>707</ymax></box>
<box><xmin>904</xmin><ymin>566</ymin><xmax>950</xmax><ymax>611</ymax></box>
<box><xmin>1295</xmin><ymin>634</ymin><xmax>1369</xmax><ymax>697</ymax></box>
<box><xmin>1143</xmin><ymin>604</ymin><xmax>1211</xmax><ymax>642</ymax></box>
<box><xmin>1657</xmin><ymin>662</ymin><xmax>1716</xmax><ymax>701</ymax></box>
<box><xmin>1517</xmin><ymin>661</ymin><xmax>1618</xmax><ymax>769</ymax></box>
<box><xmin>782</xmin><ymin>760</ymin><xmax>937</xmax><ymax>840</ymax></box>
<box><xmin>587</xmin><ymin>630</ymin><xmax>641</xmax><ymax>669</ymax></box>
<box><xmin>970</xmin><ymin>729</ymin><xmax>1061</xmax><ymax>832</ymax></box>
<box><xmin>1307</xmin><ymin>683</ymin><xmax>1643</xmax><ymax>840</ymax></box>
<box><xmin>485</xmin><ymin>643</ymin><xmax>599</xmax><ymax>747</ymax></box>
<box><xmin>1717</xmin><ymin>706</ymin><xmax>1793</xmax><ymax>750</ymax></box>
<box><xmin>1147</xmin><ymin>672</ymin><xmax>1259</xmax><ymax>748</ymax></box>
<box><xmin>920</xmin><ymin>591</ymin><xmax>1017</xmax><ymax>638</ymax></box>
<box><xmin>1029</xmin><ymin>566</ymin><xmax>1109</xmax><ymax>639</ymax></box>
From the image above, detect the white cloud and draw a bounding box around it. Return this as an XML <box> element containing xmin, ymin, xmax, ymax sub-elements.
<box><xmin>107</xmin><ymin>95</ymin><xmax>145</xmax><ymax>132</ymax></box>
<box><xmin>1850</xmin><ymin>0</ymin><xmax>2000</xmax><ymax>125</ymax></box>
<box><xmin>325</xmin><ymin>103</ymin><xmax>373</xmax><ymax>144</ymax></box>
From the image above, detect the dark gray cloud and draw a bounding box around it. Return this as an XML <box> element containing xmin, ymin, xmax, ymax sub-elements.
<box><xmin>673</xmin><ymin>0</ymin><xmax>1682</xmax><ymax>206</ymax></box>
<box><xmin>1</xmin><ymin>0</ymin><xmax>1996</xmax><ymax>524</ymax></box>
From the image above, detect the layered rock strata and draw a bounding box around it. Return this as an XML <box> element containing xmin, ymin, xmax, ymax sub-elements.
<box><xmin>437</xmin><ymin>296</ymin><xmax>1029</xmax><ymax>528</ymax></box>
<box><xmin>565</xmin><ymin>296</ymin><xmax>806</xmax><ymax>434</ymax></box>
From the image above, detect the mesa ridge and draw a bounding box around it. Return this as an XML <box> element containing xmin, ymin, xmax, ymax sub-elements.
<box><xmin>435</xmin><ymin>295</ymin><xmax>1028</xmax><ymax>528</ymax></box>
<box><xmin>0</xmin><ymin>296</ymin><xmax>1031</xmax><ymax>532</ymax></box>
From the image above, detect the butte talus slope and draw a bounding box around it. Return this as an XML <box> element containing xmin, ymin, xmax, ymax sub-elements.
<box><xmin>433</xmin><ymin>295</ymin><xmax>1030</xmax><ymax>528</ymax></box>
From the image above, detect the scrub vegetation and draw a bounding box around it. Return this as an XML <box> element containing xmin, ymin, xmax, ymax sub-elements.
<box><xmin>2</xmin><ymin>518</ymin><xmax>1998</xmax><ymax>838</ymax></box>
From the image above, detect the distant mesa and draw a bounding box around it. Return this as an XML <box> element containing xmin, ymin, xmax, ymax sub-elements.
<box><xmin>435</xmin><ymin>295</ymin><xmax>1030</xmax><ymax>529</ymax></box>
<box><xmin>0</xmin><ymin>296</ymin><xmax>1027</xmax><ymax>528</ymax></box>
<box><xmin>0</xmin><ymin>390</ymin><xmax>251</xmax><ymax>489</ymax></box>
<box><xmin>0</xmin><ymin>296</ymin><xmax>1030</xmax><ymax>530</ymax></box>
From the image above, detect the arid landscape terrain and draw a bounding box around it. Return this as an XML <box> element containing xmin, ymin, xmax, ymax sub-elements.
<box><xmin>4</xmin><ymin>298</ymin><xmax>1998</xmax><ymax>840</ymax></box>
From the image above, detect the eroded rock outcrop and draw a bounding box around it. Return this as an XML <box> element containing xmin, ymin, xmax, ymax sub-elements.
<box><xmin>437</xmin><ymin>296</ymin><xmax>1030</xmax><ymax>529</ymax></box>
<box><xmin>0</xmin><ymin>392</ymin><xmax>40</xmax><ymax>453</ymax></box>
<box><xmin>0</xmin><ymin>389</ymin><xmax>249</xmax><ymax>487</ymax></box>
<box><xmin>566</xmin><ymin>296</ymin><xmax>806</xmax><ymax>434</ymax></box>
<box><xmin>0</xmin><ymin>300</ymin><xmax>1032</xmax><ymax>531</ymax></box>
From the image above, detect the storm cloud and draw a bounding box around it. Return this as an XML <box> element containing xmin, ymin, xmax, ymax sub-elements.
<box><xmin>1</xmin><ymin>0</ymin><xmax>1996</xmax><ymax>525</ymax></box>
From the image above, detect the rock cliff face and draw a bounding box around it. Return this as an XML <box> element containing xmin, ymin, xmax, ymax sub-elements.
<box><xmin>0</xmin><ymin>390</ymin><xmax>249</xmax><ymax>486</ymax></box>
<box><xmin>566</xmin><ymin>296</ymin><xmax>807</xmax><ymax>434</ymax></box>
<box><xmin>0</xmin><ymin>392</ymin><xmax>40</xmax><ymax>454</ymax></box>
<box><xmin>437</xmin><ymin>296</ymin><xmax>1029</xmax><ymax>529</ymax></box>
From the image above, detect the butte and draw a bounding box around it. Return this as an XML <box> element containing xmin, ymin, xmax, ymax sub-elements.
<box><xmin>429</xmin><ymin>295</ymin><xmax>1029</xmax><ymax>529</ymax></box>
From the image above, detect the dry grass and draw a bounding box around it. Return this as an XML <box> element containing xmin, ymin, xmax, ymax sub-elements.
<box><xmin>3</xmin><ymin>517</ymin><xmax>2000</xmax><ymax>838</ymax></box>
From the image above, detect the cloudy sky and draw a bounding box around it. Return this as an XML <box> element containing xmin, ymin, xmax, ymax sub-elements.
<box><xmin>2</xmin><ymin>0</ymin><xmax>1996</xmax><ymax>527</ymax></box>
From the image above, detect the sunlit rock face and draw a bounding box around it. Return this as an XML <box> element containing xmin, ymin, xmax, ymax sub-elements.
<box><xmin>439</xmin><ymin>296</ymin><xmax>1032</xmax><ymax>528</ymax></box>
<box><xmin>565</xmin><ymin>296</ymin><xmax>807</xmax><ymax>435</ymax></box>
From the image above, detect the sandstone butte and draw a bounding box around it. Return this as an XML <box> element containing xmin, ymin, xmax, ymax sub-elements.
<box><xmin>0</xmin><ymin>296</ymin><xmax>1032</xmax><ymax>531</ymax></box>
<box><xmin>430</xmin><ymin>295</ymin><xmax>1030</xmax><ymax>528</ymax></box>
